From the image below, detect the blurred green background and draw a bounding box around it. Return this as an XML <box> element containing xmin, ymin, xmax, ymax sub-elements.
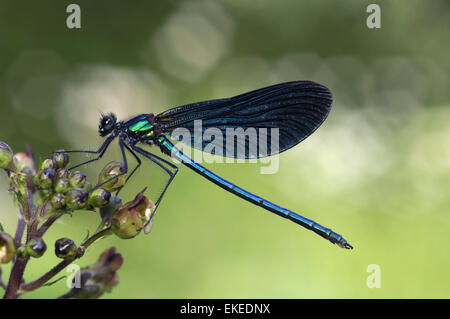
<box><xmin>1</xmin><ymin>0</ymin><xmax>450</xmax><ymax>298</ymax></box>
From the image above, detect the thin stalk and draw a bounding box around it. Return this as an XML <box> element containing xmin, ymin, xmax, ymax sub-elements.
<box><xmin>3</xmin><ymin>257</ymin><xmax>29</xmax><ymax>299</ymax></box>
<box><xmin>20</xmin><ymin>258</ymin><xmax>74</xmax><ymax>293</ymax></box>
<box><xmin>0</xmin><ymin>268</ymin><xmax>6</xmax><ymax>290</ymax></box>
<box><xmin>36</xmin><ymin>212</ymin><xmax>63</xmax><ymax>237</ymax></box>
<box><xmin>14</xmin><ymin>215</ymin><xmax>25</xmax><ymax>247</ymax></box>
<box><xmin>3</xmin><ymin>189</ymin><xmax>34</xmax><ymax>299</ymax></box>
<box><xmin>20</xmin><ymin>227</ymin><xmax>112</xmax><ymax>294</ymax></box>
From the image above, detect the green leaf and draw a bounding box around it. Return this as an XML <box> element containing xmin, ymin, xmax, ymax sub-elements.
<box><xmin>0</xmin><ymin>222</ymin><xmax>4</xmax><ymax>232</ymax></box>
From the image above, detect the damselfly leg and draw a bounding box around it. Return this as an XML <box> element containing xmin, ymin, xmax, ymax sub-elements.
<box><xmin>90</xmin><ymin>135</ymin><xmax>131</xmax><ymax>193</ymax></box>
<box><xmin>114</xmin><ymin>142</ymin><xmax>141</xmax><ymax>196</ymax></box>
<box><xmin>64</xmin><ymin>135</ymin><xmax>116</xmax><ymax>171</ymax></box>
<box><xmin>130</xmin><ymin>144</ymin><xmax>178</xmax><ymax>221</ymax></box>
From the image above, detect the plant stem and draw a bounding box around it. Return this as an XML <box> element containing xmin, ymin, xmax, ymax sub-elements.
<box><xmin>3</xmin><ymin>189</ymin><xmax>33</xmax><ymax>299</ymax></box>
<box><xmin>0</xmin><ymin>268</ymin><xmax>6</xmax><ymax>290</ymax></box>
<box><xmin>20</xmin><ymin>227</ymin><xmax>112</xmax><ymax>294</ymax></box>
<box><xmin>36</xmin><ymin>212</ymin><xmax>63</xmax><ymax>237</ymax></box>
<box><xmin>3</xmin><ymin>257</ymin><xmax>29</xmax><ymax>299</ymax></box>
<box><xmin>80</xmin><ymin>227</ymin><xmax>112</xmax><ymax>250</ymax></box>
<box><xmin>4</xmin><ymin>218</ymin><xmax>28</xmax><ymax>298</ymax></box>
<box><xmin>14</xmin><ymin>210</ymin><xmax>26</xmax><ymax>244</ymax></box>
<box><xmin>20</xmin><ymin>258</ymin><xmax>74</xmax><ymax>293</ymax></box>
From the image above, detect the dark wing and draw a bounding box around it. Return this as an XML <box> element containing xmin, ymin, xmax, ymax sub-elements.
<box><xmin>156</xmin><ymin>81</ymin><xmax>332</xmax><ymax>159</ymax></box>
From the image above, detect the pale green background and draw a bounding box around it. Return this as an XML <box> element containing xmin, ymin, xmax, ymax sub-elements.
<box><xmin>0</xmin><ymin>0</ymin><xmax>449</xmax><ymax>298</ymax></box>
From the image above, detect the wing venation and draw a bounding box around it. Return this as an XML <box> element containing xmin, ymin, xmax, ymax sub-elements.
<box><xmin>156</xmin><ymin>81</ymin><xmax>332</xmax><ymax>158</ymax></box>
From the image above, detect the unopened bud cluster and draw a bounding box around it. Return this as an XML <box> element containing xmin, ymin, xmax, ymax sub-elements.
<box><xmin>1</xmin><ymin>139</ymin><xmax>155</xmax><ymax>299</ymax></box>
<box><xmin>0</xmin><ymin>143</ymin><xmax>118</xmax><ymax>214</ymax></box>
<box><xmin>30</xmin><ymin>151</ymin><xmax>113</xmax><ymax>212</ymax></box>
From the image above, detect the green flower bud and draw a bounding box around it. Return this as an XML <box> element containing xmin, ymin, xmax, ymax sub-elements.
<box><xmin>66</xmin><ymin>188</ymin><xmax>88</xmax><ymax>210</ymax></box>
<box><xmin>82</xmin><ymin>180</ymin><xmax>93</xmax><ymax>192</ymax></box>
<box><xmin>69</xmin><ymin>171</ymin><xmax>86</xmax><ymax>188</ymax></box>
<box><xmin>54</xmin><ymin>238</ymin><xmax>77</xmax><ymax>259</ymax></box>
<box><xmin>0</xmin><ymin>232</ymin><xmax>15</xmax><ymax>264</ymax></box>
<box><xmin>39</xmin><ymin>188</ymin><xmax>54</xmax><ymax>201</ymax></box>
<box><xmin>13</xmin><ymin>152</ymin><xmax>35</xmax><ymax>175</ymax></box>
<box><xmin>50</xmin><ymin>193</ymin><xmax>66</xmax><ymax>210</ymax></box>
<box><xmin>52</xmin><ymin>150</ymin><xmax>69</xmax><ymax>168</ymax></box>
<box><xmin>38</xmin><ymin>168</ymin><xmax>56</xmax><ymax>189</ymax></box>
<box><xmin>111</xmin><ymin>189</ymin><xmax>155</xmax><ymax>239</ymax></box>
<box><xmin>40</xmin><ymin>158</ymin><xmax>57</xmax><ymax>170</ymax></box>
<box><xmin>57</xmin><ymin>168</ymin><xmax>70</xmax><ymax>179</ymax></box>
<box><xmin>98</xmin><ymin>161</ymin><xmax>127</xmax><ymax>191</ymax></box>
<box><xmin>0</xmin><ymin>141</ymin><xmax>13</xmax><ymax>170</ymax></box>
<box><xmin>32</xmin><ymin>174</ymin><xmax>39</xmax><ymax>186</ymax></box>
<box><xmin>26</xmin><ymin>238</ymin><xmax>47</xmax><ymax>258</ymax></box>
<box><xmin>9</xmin><ymin>171</ymin><xmax>28</xmax><ymax>195</ymax></box>
<box><xmin>88</xmin><ymin>189</ymin><xmax>111</xmax><ymax>208</ymax></box>
<box><xmin>54</xmin><ymin>177</ymin><xmax>70</xmax><ymax>194</ymax></box>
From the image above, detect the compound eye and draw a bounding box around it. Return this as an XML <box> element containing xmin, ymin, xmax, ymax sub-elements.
<box><xmin>102</xmin><ymin>116</ymin><xmax>114</xmax><ymax>129</ymax></box>
<box><xmin>98</xmin><ymin>113</ymin><xmax>117</xmax><ymax>136</ymax></box>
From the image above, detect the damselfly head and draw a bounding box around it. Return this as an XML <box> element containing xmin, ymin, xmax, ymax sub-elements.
<box><xmin>98</xmin><ymin>113</ymin><xmax>117</xmax><ymax>137</ymax></box>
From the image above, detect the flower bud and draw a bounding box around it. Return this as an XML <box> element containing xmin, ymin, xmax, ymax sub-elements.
<box><xmin>40</xmin><ymin>158</ymin><xmax>57</xmax><ymax>171</ymax></box>
<box><xmin>50</xmin><ymin>193</ymin><xmax>66</xmax><ymax>210</ymax></box>
<box><xmin>88</xmin><ymin>189</ymin><xmax>111</xmax><ymax>208</ymax></box>
<box><xmin>111</xmin><ymin>189</ymin><xmax>155</xmax><ymax>239</ymax></box>
<box><xmin>26</xmin><ymin>238</ymin><xmax>47</xmax><ymax>258</ymax></box>
<box><xmin>98</xmin><ymin>161</ymin><xmax>127</xmax><ymax>191</ymax></box>
<box><xmin>54</xmin><ymin>177</ymin><xmax>70</xmax><ymax>194</ymax></box>
<box><xmin>83</xmin><ymin>180</ymin><xmax>93</xmax><ymax>192</ymax></box>
<box><xmin>9</xmin><ymin>171</ymin><xmax>28</xmax><ymax>195</ymax></box>
<box><xmin>61</xmin><ymin>248</ymin><xmax>123</xmax><ymax>299</ymax></box>
<box><xmin>54</xmin><ymin>238</ymin><xmax>77</xmax><ymax>259</ymax></box>
<box><xmin>66</xmin><ymin>188</ymin><xmax>88</xmax><ymax>210</ymax></box>
<box><xmin>13</xmin><ymin>152</ymin><xmax>35</xmax><ymax>175</ymax></box>
<box><xmin>39</xmin><ymin>188</ymin><xmax>54</xmax><ymax>201</ymax></box>
<box><xmin>52</xmin><ymin>150</ymin><xmax>69</xmax><ymax>168</ymax></box>
<box><xmin>0</xmin><ymin>141</ymin><xmax>13</xmax><ymax>170</ymax></box>
<box><xmin>37</xmin><ymin>168</ymin><xmax>56</xmax><ymax>189</ymax></box>
<box><xmin>69</xmin><ymin>171</ymin><xmax>86</xmax><ymax>188</ymax></box>
<box><xmin>57</xmin><ymin>168</ymin><xmax>70</xmax><ymax>179</ymax></box>
<box><xmin>0</xmin><ymin>232</ymin><xmax>15</xmax><ymax>264</ymax></box>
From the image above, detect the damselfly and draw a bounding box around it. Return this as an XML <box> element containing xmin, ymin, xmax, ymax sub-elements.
<box><xmin>63</xmin><ymin>81</ymin><xmax>353</xmax><ymax>249</ymax></box>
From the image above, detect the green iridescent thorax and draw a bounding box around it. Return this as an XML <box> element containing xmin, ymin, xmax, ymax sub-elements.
<box><xmin>127</xmin><ymin>119</ymin><xmax>155</xmax><ymax>139</ymax></box>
